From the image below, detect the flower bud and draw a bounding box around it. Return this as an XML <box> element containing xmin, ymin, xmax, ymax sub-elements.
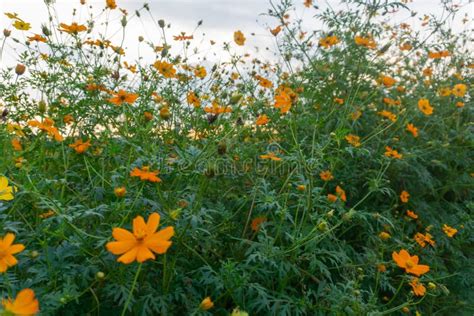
<box><xmin>3</xmin><ymin>29</ymin><xmax>11</xmax><ymax>37</ymax></box>
<box><xmin>15</xmin><ymin>64</ymin><xmax>26</xmax><ymax>75</ymax></box>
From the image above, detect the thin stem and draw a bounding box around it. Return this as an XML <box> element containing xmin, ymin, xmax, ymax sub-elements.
<box><xmin>121</xmin><ymin>263</ymin><xmax>143</xmax><ymax>316</ymax></box>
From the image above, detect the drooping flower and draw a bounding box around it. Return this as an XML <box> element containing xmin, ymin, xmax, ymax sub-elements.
<box><xmin>251</xmin><ymin>216</ymin><xmax>267</xmax><ymax>232</ymax></box>
<box><xmin>106</xmin><ymin>213</ymin><xmax>174</xmax><ymax>264</ymax></box>
<box><xmin>418</xmin><ymin>98</ymin><xmax>433</xmax><ymax>116</ymax></box>
<box><xmin>234</xmin><ymin>30</ymin><xmax>246</xmax><ymax>46</ymax></box>
<box><xmin>274</xmin><ymin>90</ymin><xmax>292</xmax><ymax>114</ymax></box>
<box><xmin>442</xmin><ymin>224</ymin><xmax>458</xmax><ymax>237</ymax></box>
<box><xmin>69</xmin><ymin>139</ymin><xmax>91</xmax><ymax>154</ymax></box>
<box><xmin>409</xmin><ymin>278</ymin><xmax>426</xmax><ymax>296</ymax></box>
<box><xmin>345</xmin><ymin>134</ymin><xmax>361</xmax><ymax>147</ymax></box>
<box><xmin>319</xmin><ymin>170</ymin><xmax>334</xmax><ymax>181</ymax></box>
<box><xmin>28</xmin><ymin>118</ymin><xmax>64</xmax><ymax>141</ymax></box>
<box><xmin>13</xmin><ymin>20</ymin><xmax>31</xmax><ymax>31</ymax></box>
<box><xmin>199</xmin><ymin>297</ymin><xmax>214</xmax><ymax>310</ymax></box>
<box><xmin>414</xmin><ymin>232</ymin><xmax>435</xmax><ymax>248</ymax></box>
<box><xmin>27</xmin><ymin>34</ymin><xmax>47</xmax><ymax>43</ymax></box>
<box><xmin>406</xmin><ymin>123</ymin><xmax>419</xmax><ymax>137</ymax></box>
<box><xmin>1</xmin><ymin>288</ymin><xmax>39</xmax><ymax>315</ymax></box>
<box><xmin>0</xmin><ymin>233</ymin><xmax>25</xmax><ymax>273</ymax></box>
<box><xmin>392</xmin><ymin>249</ymin><xmax>430</xmax><ymax>276</ymax></box>
<box><xmin>130</xmin><ymin>166</ymin><xmax>161</xmax><ymax>183</ymax></box>
<box><xmin>400</xmin><ymin>190</ymin><xmax>410</xmax><ymax>203</ymax></box>
<box><xmin>108</xmin><ymin>90</ymin><xmax>138</xmax><ymax>106</ymax></box>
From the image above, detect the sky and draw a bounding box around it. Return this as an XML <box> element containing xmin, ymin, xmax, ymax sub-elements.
<box><xmin>0</xmin><ymin>0</ymin><xmax>472</xmax><ymax>67</ymax></box>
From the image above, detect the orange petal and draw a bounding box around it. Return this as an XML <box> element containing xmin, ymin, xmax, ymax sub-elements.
<box><xmin>150</xmin><ymin>226</ymin><xmax>175</xmax><ymax>241</ymax></box>
<box><xmin>117</xmin><ymin>247</ymin><xmax>139</xmax><ymax>264</ymax></box>
<box><xmin>4</xmin><ymin>254</ymin><xmax>18</xmax><ymax>266</ymax></box>
<box><xmin>146</xmin><ymin>239</ymin><xmax>172</xmax><ymax>254</ymax></box>
<box><xmin>136</xmin><ymin>246</ymin><xmax>155</xmax><ymax>263</ymax></box>
<box><xmin>133</xmin><ymin>216</ymin><xmax>147</xmax><ymax>235</ymax></box>
<box><xmin>112</xmin><ymin>228</ymin><xmax>135</xmax><ymax>241</ymax></box>
<box><xmin>146</xmin><ymin>213</ymin><xmax>160</xmax><ymax>235</ymax></box>
<box><xmin>9</xmin><ymin>244</ymin><xmax>25</xmax><ymax>255</ymax></box>
<box><xmin>409</xmin><ymin>264</ymin><xmax>430</xmax><ymax>276</ymax></box>
<box><xmin>106</xmin><ymin>240</ymin><xmax>136</xmax><ymax>255</ymax></box>
<box><xmin>3</xmin><ymin>233</ymin><xmax>15</xmax><ymax>247</ymax></box>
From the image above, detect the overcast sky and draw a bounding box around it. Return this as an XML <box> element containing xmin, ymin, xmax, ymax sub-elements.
<box><xmin>0</xmin><ymin>0</ymin><xmax>472</xmax><ymax>67</ymax></box>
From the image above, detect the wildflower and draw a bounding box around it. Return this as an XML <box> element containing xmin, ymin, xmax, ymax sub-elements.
<box><xmin>1</xmin><ymin>288</ymin><xmax>39</xmax><ymax>315</ymax></box>
<box><xmin>406</xmin><ymin>123</ymin><xmax>418</xmax><ymax>137</ymax></box>
<box><xmin>456</xmin><ymin>101</ymin><xmax>464</xmax><ymax>108</ymax></box>
<box><xmin>327</xmin><ymin>194</ymin><xmax>338</xmax><ymax>203</ymax></box>
<box><xmin>319</xmin><ymin>170</ymin><xmax>334</xmax><ymax>181</ymax></box>
<box><xmin>296</xmin><ymin>185</ymin><xmax>306</xmax><ymax>191</ymax></box>
<box><xmin>130</xmin><ymin>166</ymin><xmax>161</xmax><ymax>183</ymax></box>
<box><xmin>335</xmin><ymin>185</ymin><xmax>347</xmax><ymax>202</ymax></box>
<box><xmin>199</xmin><ymin>297</ymin><xmax>214</xmax><ymax>310</ymax></box>
<box><xmin>194</xmin><ymin>66</ymin><xmax>207</xmax><ymax>79</ymax></box>
<box><xmin>260</xmin><ymin>152</ymin><xmax>281</xmax><ymax>161</ymax></box>
<box><xmin>392</xmin><ymin>249</ymin><xmax>430</xmax><ymax>276</ymax></box>
<box><xmin>0</xmin><ymin>233</ymin><xmax>25</xmax><ymax>272</ymax></box>
<box><xmin>442</xmin><ymin>224</ymin><xmax>457</xmax><ymax>237</ymax></box>
<box><xmin>418</xmin><ymin>98</ymin><xmax>433</xmax><ymax>116</ymax></box>
<box><xmin>39</xmin><ymin>210</ymin><xmax>55</xmax><ymax>219</ymax></box>
<box><xmin>345</xmin><ymin>134</ymin><xmax>361</xmax><ymax>147</ymax></box>
<box><xmin>377</xmin><ymin>264</ymin><xmax>387</xmax><ymax>272</ymax></box>
<box><xmin>204</xmin><ymin>101</ymin><xmax>232</xmax><ymax>115</ymax></box>
<box><xmin>114</xmin><ymin>187</ymin><xmax>127</xmax><ymax>198</ymax></box>
<box><xmin>400</xmin><ymin>42</ymin><xmax>412</xmax><ymax>51</ymax></box>
<box><xmin>63</xmin><ymin>114</ymin><xmax>74</xmax><ymax>124</ymax></box>
<box><xmin>256</xmin><ymin>76</ymin><xmax>273</xmax><ymax>88</ymax></box>
<box><xmin>144</xmin><ymin>111</ymin><xmax>153</xmax><ymax>121</ymax></box>
<box><xmin>108</xmin><ymin>90</ymin><xmax>138</xmax><ymax>106</ymax></box>
<box><xmin>354</xmin><ymin>35</ymin><xmax>377</xmax><ymax>49</ymax></box>
<box><xmin>428</xmin><ymin>50</ymin><xmax>450</xmax><ymax>59</ymax></box>
<box><xmin>400</xmin><ymin>190</ymin><xmax>410</xmax><ymax>203</ymax></box>
<box><xmin>274</xmin><ymin>90</ymin><xmax>292</xmax><ymax>114</ymax></box>
<box><xmin>106</xmin><ymin>213</ymin><xmax>174</xmax><ymax>264</ymax></box>
<box><xmin>69</xmin><ymin>139</ymin><xmax>91</xmax><ymax>154</ymax></box>
<box><xmin>351</xmin><ymin>110</ymin><xmax>362</xmax><ymax>120</ymax></box>
<box><xmin>406</xmin><ymin>210</ymin><xmax>418</xmax><ymax>219</ymax></box>
<box><xmin>11</xmin><ymin>138</ymin><xmax>22</xmax><ymax>151</ymax></box>
<box><xmin>438</xmin><ymin>87</ymin><xmax>451</xmax><ymax>97</ymax></box>
<box><xmin>334</xmin><ymin>97</ymin><xmax>344</xmax><ymax>105</ymax></box>
<box><xmin>409</xmin><ymin>278</ymin><xmax>426</xmax><ymax>296</ymax></box>
<box><xmin>15</xmin><ymin>64</ymin><xmax>26</xmax><ymax>76</ymax></box>
<box><xmin>379</xmin><ymin>232</ymin><xmax>391</xmax><ymax>240</ymax></box>
<box><xmin>422</xmin><ymin>67</ymin><xmax>432</xmax><ymax>77</ymax></box>
<box><xmin>270</xmin><ymin>25</ymin><xmax>282</xmax><ymax>36</ymax></box>
<box><xmin>187</xmin><ymin>91</ymin><xmax>201</xmax><ymax>108</ymax></box>
<box><xmin>378</xmin><ymin>110</ymin><xmax>397</xmax><ymax>122</ymax></box>
<box><xmin>414</xmin><ymin>232</ymin><xmax>435</xmax><ymax>248</ymax></box>
<box><xmin>234</xmin><ymin>30</ymin><xmax>246</xmax><ymax>46</ymax></box>
<box><xmin>153</xmin><ymin>60</ymin><xmax>176</xmax><ymax>78</ymax></box>
<box><xmin>251</xmin><ymin>217</ymin><xmax>267</xmax><ymax>232</ymax></box>
<box><xmin>173</xmin><ymin>32</ymin><xmax>193</xmax><ymax>41</ymax></box>
<box><xmin>256</xmin><ymin>114</ymin><xmax>269</xmax><ymax>126</ymax></box>
<box><xmin>106</xmin><ymin>0</ymin><xmax>117</xmax><ymax>9</ymax></box>
<box><xmin>304</xmin><ymin>0</ymin><xmax>313</xmax><ymax>7</ymax></box>
<box><xmin>27</xmin><ymin>34</ymin><xmax>47</xmax><ymax>43</ymax></box>
<box><xmin>59</xmin><ymin>22</ymin><xmax>87</xmax><ymax>34</ymax></box>
<box><xmin>452</xmin><ymin>83</ymin><xmax>467</xmax><ymax>97</ymax></box>
<box><xmin>319</xmin><ymin>35</ymin><xmax>340</xmax><ymax>48</ymax></box>
<box><xmin>13</xmin><ymin>20</ymin><xmax>31</xmax><ymax>31</ymax></box>
<box><xmin>160</xmin><ymin>107</ymin><xmax>170</xmax><ymax>120</ymax></box>
<box><xmin>384</xmin><ymin>146</ymin><xmax>402</xmax><ymax>159</ymax></box>
<box><xmin>379</xmin><ymin>75</ymin><xmax>396</xmax><ymax>87</ymax></box>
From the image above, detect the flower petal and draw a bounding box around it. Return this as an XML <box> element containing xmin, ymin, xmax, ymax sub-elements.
<box><xmin>146</xmin><ymin>213</ymin><xmax>160</xmax><ymax>235</ymax></box>
<box><xmin>106</xmin><ymin>240</ymin><xmax>136</xmax><ymax>255</ymax></box>
<box><xmin>117</xmin><ymin>247</ymin><xmax>139</xmax><ymax>264</ymax></box>
<box><xmin>112</xmin><ymin>228</ymin><xmax>135</xmax><ymax>241</ymax></box>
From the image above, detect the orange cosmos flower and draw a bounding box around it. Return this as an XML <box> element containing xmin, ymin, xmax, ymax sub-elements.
<box><xmin>334</xmin><ymin>97</ymin><xmax>344</xmax><ymax>105</ymax></box>
<box><xmin>345</xmin><ymin>134</ymin><xmax>361</xmax><ymax>147</ymax></box>
<box><xmin>406</xmin><ymin>210</ymin><xmax>418</xmax><ymax>219</ymax></box>
<box><xmin>69</xmin><ymin>139</ymin><xmax>91</xmax><ymax>154</ymax></box>
<box><xmin>270</xmin><ymin>25</ymin><xmax>282</xmax><ymax>36</ymax></box>
<box><xmin>234</xmin><ymin>30</ymin><xmax>246</xmax><ymax>46</ymax></box>
<box><xmin>335</xmin><ymin>185</ymin><xmax>347</xmax><ymax>202</ymax></box>
<box><xmin>418</xmin><ymin>98</ymin><xmax>433</xmax><ymax>116</ymax></box>
<box><xmin>406</xmin><ymin>123</ymin><xmax>418</xmax><ymax>137</ymax></box>
<box><xmin>319</xmin><ymin>35</ymin><xmax>340</xmax><ymax>48</ymax></box>
<box><xmin>28</xmin><ymin>118</ymin><xmax>63</xmax><ymax>141</ymax></box>
<box><xmin>106</xmin><ymin>213</ymin><xmax>174</xmax><ymax>264</ymax></box>
<box><xmin>452</xmin><ymin>83</ymin><xmax>467</xmax><ymax>97</ymax></box>
<box><xmin>304</xmin><ymin>0</ymin><xmax>313</xmax><ymax>7</ymax></box>
<box><xmin>354</xmin><ymin>35</ymin><xmax>377</xmax><ymax>49</ymax></box>
<box><xmin>274</xmin><ymin>90</ymin><xmax>292</xmax><ymax>114</ymax></box>
<box><xmin>442</xmin><ymin>224</ymin><xmax>458</xmax><ymax>237</ymax></box>
<box><xmin>13</xmin><ymin>20</ymin><xmax>31</xmax><ymax>31</ymax></box>
<box><xmin>106</xmin><ymin>0</ymin><xmax>117</xmax><ymax>9</ymax></box>
<box><xmin>108</xmin><ymin>90</ymin><xmax>138</xmax><ymax>106</ymax></box>
<box><xmin>260</xmin><ymin>152</ymin><xmax>282</xmax><ymax>161</ymax></box>
<box><xmin>384</xmin><ymin>146</ymin><xmax>402</xmax><ymax>159</ymax></box>
<box><xmin>199</xmin><ymin>297</ymin><xmax>214</xmax><ymax>310</ymax></box>
<box><xmin>251</xmin><ymin>216</ymin><xmax>267</xmax><ymax>232</ymax></box>
<box><xmin>256</xmin><ymin>75</ymin><xmax>273</xmax><ymax>89</ymax></box>
<box><xmin>327</xmin><ymin>194</ymin><xmax>338</xmax><ymax>203</ymax></box>
<box><xmin>256</xmin><ymin>114</ymin><xmax>270</xmax><ymax>126</ymax></box>
<box><xmin>319</xmin><ymin>170</ymin><xmax>334</xmax><ymax>181</ymax></box>
<box><xmin>173</xmin><ymin>32</ymin><xmax>193</xmax><ymax>41</ymax></box>
<box><xmin>63</xmin><ymin>114</ymin><xmax>74</xmax><ymax>124</ymax></box>
<box><xmin>379</xmin><ymin>231</ymin><xmax>391</xmax><ymax>240</ymax></box>
<box><xmin>400</xmin><ymin>190</ymin><xmax>410</xmax><ymax>203</ymax></box>
<box><xmin>0</xmin><ymin>176</ymin><xmax>15</xmax><ymax>201</ymax></box>
<box><xmin>379</xmin><ymin>75</ymin><xmax>396</xmax><ymax>87</ymax></box>
<box><xmin>130</xmin><ymin>166</ymin><xmax>161</xmax><ymax>183</ymax></box>
<box><xmin>11</xmin><ymin>138</ymin><xmax>22</xmax><ymax>151</ymax></box>
<box><xmin>114</xmin><ymin>186</ymin><xmax>127</xmax><ymax>198</ymax></box>
<box><xmin>27</xmin><ymin>34</ymin><xmax>47</xmax><ymax>43</ymax></box>
<box><xmin>204</xmin><ymin>101</ymin><xmax>232</xmax><ymax>115</ymax></box>
<box><xmin>428</xmin><ymin>50</ymin><xmax>450</xmax><ymax>59</ymax></box>
<box><xmin>0</xmin><ymin>233</ymin><xmax>25</xmax><ymax>273</ymax></box>
<box><xmin>414</xmin><ymin>232</ymin><xmax>435</xmax><ymax>248</ymax></box>
<box><xmin>153</xmin><ymin>60</ymin><xmax>177</xmax><ymax>78</ymax></box>
<box><xmin>59</xmin><ymin>22</ymin><xmax>87</xmax><ymax>34</ymax></box>
<box><xmin>409</xmin><ymin>278</ymin><xmax>426</xmax><ymax>296</ymax></box>
<box><xmin>1</xmin><ymin>288</ymin><xmax>39</xmax><ymax>315</ymax></box>
<box><xmin>378</xmin><ymin>110</ymin><xmax>397</xmax><ymax>122</ymax></box>
<box><xmin>194</xmin><ymin>66</ymin><xmax>207</xmax><ymax>79</ymax></box>
<box><xmin>392</xmin><ymin>249</ymin><xmax>429</xmax><ymax>276</ymax></box>
<box><xmin>187</xmin><ymin>91</ymin><xmax>201</xmax><ymax>108</ymax></box>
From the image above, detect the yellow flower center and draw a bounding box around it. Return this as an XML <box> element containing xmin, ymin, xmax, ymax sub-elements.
<box><xmin>406</xmin><ymin>259</ymin><xmax>414</xmax><ymax>269</ymax></box>
<box><xmin>135</xmin><ymin>229</ymin><xmax>147</xmax><ymax>241</ymax></box>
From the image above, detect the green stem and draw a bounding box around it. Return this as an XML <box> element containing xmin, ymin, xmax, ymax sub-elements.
<box><xmin>121</xmin><ymin>263</ymin><xmax>142</xmax><ymax>316</ymax></box>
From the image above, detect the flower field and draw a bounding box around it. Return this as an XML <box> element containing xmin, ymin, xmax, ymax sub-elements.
<box><xmin>0</xmin><ymin>0</ymin><xmax>473</xmax><ymax>315</ymax></box>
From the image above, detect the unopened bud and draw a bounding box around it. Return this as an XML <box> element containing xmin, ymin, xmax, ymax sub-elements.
<box><xmin>15</xmin><ymin>64</ymin><xmax>26</xmax><ymax>75</ymax></box>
